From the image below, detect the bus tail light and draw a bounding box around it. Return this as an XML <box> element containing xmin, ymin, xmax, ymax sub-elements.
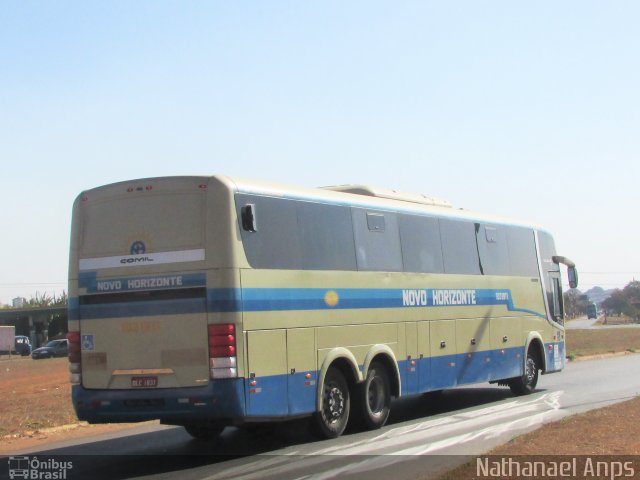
<box><xmin>67</xmin><ymin>331</ymin><xmax>82</xmax><ymax>384</ymax></box>
<box><xmin>208</xmin><ymin>324</ymin><xmax>237</xmax><ymax>379</ymax></box>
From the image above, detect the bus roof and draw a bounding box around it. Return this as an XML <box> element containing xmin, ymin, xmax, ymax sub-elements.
<box><xmin>222</xmin><ymin>175</ymin><xmax>545</xmax><ymax>231</ymax></box>
<box><xmin>77</xmin><ymin>174</ymin><xmax>546</xmax><ymax>232</ymax></box>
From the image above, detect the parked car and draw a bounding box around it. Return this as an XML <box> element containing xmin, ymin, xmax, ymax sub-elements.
<box><xmin>31</xmin><ymin>339</ymin><xmax>68</xmax><ymax>359</ymax></box>
<box><xmin>14</xmin><ymin>335</ymin><xmax>31</xmax><ymax>356</ymax></box>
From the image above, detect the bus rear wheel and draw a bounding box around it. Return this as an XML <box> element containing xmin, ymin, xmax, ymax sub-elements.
<box><xmin>361</xmin><ymin>361</ymin><xmax>391</xmax><ymax>430</ymax></box>
<box><xmin>312</xmin><ymin>367</ymin><xmax>350</xmax><ymax>439</ymax></box>
<box><xmin>509</xmin><ymin>348</ymin><xmax>540</xmax><ymax>396</ymax></box>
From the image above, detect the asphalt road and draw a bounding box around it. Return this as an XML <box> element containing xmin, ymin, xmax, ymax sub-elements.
<box><xmin>565</xmin><ymin>315</ymin><xmax>600</xmax><ymax>329</ymax></box>
<box><xmin>565</xmin><ymin>315</ymin><xmax>640</xmax><ymax>330</ymax></box>
<box><xmin>5</xmin><ymin>354</ymin><xmax>640</xmax><ymax>480</ymax></box>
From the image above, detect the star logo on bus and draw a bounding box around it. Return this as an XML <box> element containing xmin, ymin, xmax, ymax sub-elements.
<box><xmin>130</xmin><ymin>241</ymin><xmax>146</xmax><ymax>255</ymax></box>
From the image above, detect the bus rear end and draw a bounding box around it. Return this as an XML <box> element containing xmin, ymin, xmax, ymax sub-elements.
<box><xmin>68</xmin><ymin>176</ymin><xmax>244</xmax><ymax>431</ymax></box>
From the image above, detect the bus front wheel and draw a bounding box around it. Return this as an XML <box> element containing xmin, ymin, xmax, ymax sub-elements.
<box><xmin>312</xmin><ymin>367</ymin><xmax>350</xmax><ymax>439</ymax></box>
<box><xmin>509</xmin><ymin>348</ymin><xmax>540</xmax><ymax>395</ymax></box>
<box><xmin>361</xmin><ymin>361</ymin><xmax>391</xmax><ymax>430</ymax></box>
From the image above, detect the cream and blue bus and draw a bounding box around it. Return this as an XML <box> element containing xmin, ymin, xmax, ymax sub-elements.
<box><xmin>67</xmin><ymin>175</ymin><xmax>578</xmax><ymax>439</ymax></box>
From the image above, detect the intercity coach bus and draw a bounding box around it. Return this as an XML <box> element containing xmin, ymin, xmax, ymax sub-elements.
<box><xmin>68</xmin><ymin>175</ymin><xmax>578</xmax><ymax>439</ymax></box>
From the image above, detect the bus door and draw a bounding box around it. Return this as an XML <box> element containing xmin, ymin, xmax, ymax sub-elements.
<box><xmin>538</xmin><ymin>231</ymin><xmax>567</xmax><ymax>373</ymax></box>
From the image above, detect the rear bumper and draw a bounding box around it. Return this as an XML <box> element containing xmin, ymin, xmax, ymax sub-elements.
<box><xmin>72</xmin><ymin>379</ymin><xmax>246</xmax><ymax>424</ymax></box>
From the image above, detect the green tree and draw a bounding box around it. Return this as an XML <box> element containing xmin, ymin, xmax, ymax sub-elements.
<box><xmin>622</xmin><ymin>281</ymin><xmax>640</xmax><ymax>321</ymax></box>
<box><xmin>602</xmin><ymin>289</ymin><xmax>629</xmax><ymax>316</ymax></box>
<box><xmin>564</xmin><ymin>289</ymin><xmax>590</xmax><ymax>318</ymax></box>
<box><xmin>25</xmin><ymin>291</ymin><xmax>68</xmax><ymax>339</ymax></box>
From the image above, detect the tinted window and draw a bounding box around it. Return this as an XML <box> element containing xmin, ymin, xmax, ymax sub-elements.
<box><xmin>236</xmin><ymin>194</ymin><xmax>303</xmax><ymax>269</ymax></box>
<box><xmin>399</xmin><ymin>214</ymin><xmax>444</xmax><ymax>273</ymax></box>
<box><xmin>440</xmin><ymin>219</ymin><xmax>481</xmax><ymax>275</ymax></box>
<box><xmin>352</xmin><ymin>208</ymin><xmax>402</xmax><ymax>272</ymax></box>
<box><xmin>236</xmin><ymin>194</ymin><xmax>357</xmax><ymax>271</ymax></box>
<box><xmin>477</xmin><ymin>224</ymin><xmax>510</xmax><ymax>275</ymax></box>
<box><xmin>537</xmin><ymin>231</ymin><xmax>558</xmax><ymax>274</ymax></box>
<box><xmin>538</xmin><ymin>230</ymin><xmax>561</xmax><ymax>318</ymax></box>
<box><xmin>507</xmin><ymin>227</ymin><xmax>539</xmax><ymax>277</ymax></box>
<box><xmin>297</xmin><ymin>202</ymin><xmax>357</xmax><ymax>270</ymax></box>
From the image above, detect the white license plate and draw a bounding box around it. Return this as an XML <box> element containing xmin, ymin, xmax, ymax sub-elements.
<box><xmin>131</xmin><ymin>376</ymin><xmax>158</xmax><ymax>388</ymax></box>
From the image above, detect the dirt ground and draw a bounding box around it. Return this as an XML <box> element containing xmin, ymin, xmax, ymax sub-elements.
<box><xmin>0</xmin><ymin>356</ymin><xmax>146</xmax><ymax>454</ymax></box>
<box><xmin>440</xmin><ymin>396</ymin><xmax>640</xmax><ymax>479</ymax></box>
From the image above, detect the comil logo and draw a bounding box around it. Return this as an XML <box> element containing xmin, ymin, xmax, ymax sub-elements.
<box><xmin>8</xmin><ymin>456</ymin><xmax>73</xmax><ymax>480</ymax></box>
<box><xmin>120</xmin><ymin>256</ymin><xmax>154</xmax><ymax>265</ymax></box>
<box><xmin>130</xmin><ymin>241</ymin><xmax>146</xmax><ymax>255</ymax></box>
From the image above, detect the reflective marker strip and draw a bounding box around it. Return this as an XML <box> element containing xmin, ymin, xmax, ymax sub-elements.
<box><xmin>79</xmin><ymin>249</ymin><xmax>205</xmax><ymax>271</ymax></box>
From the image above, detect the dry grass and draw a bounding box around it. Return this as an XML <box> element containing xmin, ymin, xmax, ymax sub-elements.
<box><xmin>597</xmin><ymin>315</ymin><xmax>637</xmax><ymax>326</ymax></box>
<box><xmin>567</xmin><ymin>328</ymin><xmax>640</xmax><ymax>358</ymax></box>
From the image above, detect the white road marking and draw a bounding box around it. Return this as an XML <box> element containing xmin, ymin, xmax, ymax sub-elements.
<box><xmin>205</xmin><ymin>391</ymin><xmax>565</xmax><ymax>480</ymax></box>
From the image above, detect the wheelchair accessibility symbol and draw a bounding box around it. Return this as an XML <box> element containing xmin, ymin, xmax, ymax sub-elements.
<box><xmin>82</xmin><ymin>335</ymin><xmax>95</xmax><ymax>352</ymax></box>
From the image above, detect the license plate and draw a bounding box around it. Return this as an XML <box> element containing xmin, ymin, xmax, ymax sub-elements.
<box><xmin>131</xmin><ymin>376</ymin><xmax>158</xmax><ymax>388</ymax></box>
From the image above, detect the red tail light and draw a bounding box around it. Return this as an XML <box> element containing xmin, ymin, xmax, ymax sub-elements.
<box><xmin>208</xmin><ymin>324</ymin><xmax>237</xmax><ymax>379</ymax></box>
<box><xmin>210</xmin><ymin>345</ymin><xmax>236</xmax><ymax>357</ymax></box>
<box><xmin>67</xmin><ymin>331</ymin><xmax>82</xmax><ymax>384</ymax></box>
<box><xmin>208</xmin><ymin>324</ymin><xmax>235</xmax><ymax>336</ymax></box>
<box><xmin>67</xmin><ymin>332</ymin><xmax>81</xmax><ymax>363</ymax></box>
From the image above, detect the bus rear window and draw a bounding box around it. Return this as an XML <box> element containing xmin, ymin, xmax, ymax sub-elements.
<box><xmin>80</xmin><ymin>193</ymin><xmax>205</xmax><ymax>257</ymax></box>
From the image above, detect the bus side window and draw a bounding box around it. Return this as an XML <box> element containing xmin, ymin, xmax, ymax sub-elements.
<box><xmin>550</xmin><ymin>275</ymin><xmax>564</xmax><ymax>323</ymax></box>
<box><xmin>352</xmin><ymin>208</ymin><xmax>402</xmax><ymax>272</ymax></box>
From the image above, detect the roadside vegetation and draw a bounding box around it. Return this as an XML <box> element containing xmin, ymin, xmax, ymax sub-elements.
<box><xmin>566</xmin><ymin>326</ymin><xmax>640</xmax><ymax>360</ymax></box>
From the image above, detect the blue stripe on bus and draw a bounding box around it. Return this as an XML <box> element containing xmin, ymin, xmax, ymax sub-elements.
<box><xmin>70</xmin><ymin>287</ymin><xmax>546</xmax><ymax>319</ymax></box>
<box><xmin>218</xmin><ymin>288</ymin><xmax>547</xmax><ymax>319</ymax></box>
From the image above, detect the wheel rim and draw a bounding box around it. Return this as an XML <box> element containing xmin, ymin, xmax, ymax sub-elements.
<box><xmin>367</xmin><ymin>375</ymin><xmax>385</xmax><ymax>414</ymax></box>
<box><xmin>524</xmin><ymin>357</ymin><xmax>537</xmax><ymax>385</ymax></box>
<box><xmin>323</xmin><ymin>383</ymin><xmax>345</xmax><ymax>424</ymax></box>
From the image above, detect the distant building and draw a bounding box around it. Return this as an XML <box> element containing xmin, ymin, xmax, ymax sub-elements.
<box><xmin>12</xmin><ymin>297</ymin><xmax>27</xmax><ymax>308</ymax></box>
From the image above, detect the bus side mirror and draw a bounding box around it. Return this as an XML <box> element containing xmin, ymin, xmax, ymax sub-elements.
<box><xmin>552</xmin><ymin>255</ymin><xmax>578</xmax><ymax>289</ymax></box>
<box><xmin>568</xmin><ymin>266</ymin><xmax>578</xmax><ymax>289</ymax></box>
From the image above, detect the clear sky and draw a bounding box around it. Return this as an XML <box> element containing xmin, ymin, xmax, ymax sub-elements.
<box><xmin>1</xmin><ymin>1</ymin><xmax>639</xmax><ymax>304</ymax></box>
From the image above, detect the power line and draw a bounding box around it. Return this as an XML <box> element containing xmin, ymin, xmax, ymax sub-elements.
<box><xmin>0</xmin><ymin>283</ymin><xmax>66</xmax><ymax>288</ymax></box>
<box><xmin>579</xmin><ymin>272</ymin><xmax>639</xmax><ymax>275</ymax></box>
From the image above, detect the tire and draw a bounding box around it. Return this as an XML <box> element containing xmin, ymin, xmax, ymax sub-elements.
<box><xmin>361</xmin><ymin>361</ymin><xmax>391</xmax><ymax>430</ymax></box>
<box><xmin>184</xmin><ymin>424</ymin><xmax>225</xmax><ymax>441</ymax></box>
<box><xmin>312</xmin><ymin>367</ymin><xmax>350</xmax><ymax>439</ymax></box>
<box><xmin>509</xmin><ymin>348</ymin><xmax>540</xmax><ymax>396</ymax></box>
